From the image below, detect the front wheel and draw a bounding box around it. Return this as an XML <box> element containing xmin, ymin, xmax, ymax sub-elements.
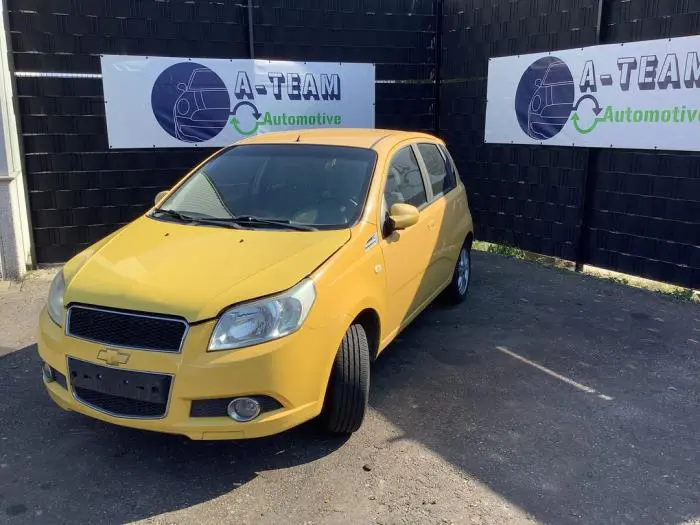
<box><xmin>320</xmin><ymin>324</ymin><xmax>370</xmax><ymax>434</ymax></box>
<box><xmin>443</xmin><ymin>240</ymin><xmax>471</xmax><ymax>304</ymax></box>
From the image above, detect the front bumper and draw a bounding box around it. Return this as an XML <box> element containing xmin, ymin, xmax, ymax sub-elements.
<box><xmin>37</xmin><ymin>308</ymin><xmax>341</xmax><ymax>440</ymax></box>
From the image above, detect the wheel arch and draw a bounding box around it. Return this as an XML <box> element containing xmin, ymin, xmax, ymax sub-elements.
<box><xmin>465</xmin><ymin>231</ymin><xmax>474</xmax><ymax>249</ymax></box>
<box><xmin>351</xmin><ymin>308</ymin><xmax>381</xmax><ymax>362</ymax></box>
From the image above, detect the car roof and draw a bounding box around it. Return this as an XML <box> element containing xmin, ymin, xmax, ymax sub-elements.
<box><xmin>236</xmin><ymin>128</ymin><xmax>440</xmax><ymax>151</ymax></box>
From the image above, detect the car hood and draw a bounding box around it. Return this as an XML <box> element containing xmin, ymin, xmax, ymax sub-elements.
<box><xmin>64</xmin><ymin>216</ymin><xmax>350</xmax><ymax>322</ymax></box>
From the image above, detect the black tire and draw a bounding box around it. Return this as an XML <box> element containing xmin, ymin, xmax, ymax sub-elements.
<box><xmin>443</xmin><ymin>239</ymin><xmax>472</xmax><ymax>304</ymax></box>
<box><xmin>321</xmin><ymin>324</ymin><xmax>370</xmax><ymax>434</ymax></box>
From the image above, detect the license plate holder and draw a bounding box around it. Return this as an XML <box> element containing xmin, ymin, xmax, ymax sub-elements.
<box><xmin>68</xmin><ymin>358</ymin><xmax>171</xmax><ymax>404</ymax></box>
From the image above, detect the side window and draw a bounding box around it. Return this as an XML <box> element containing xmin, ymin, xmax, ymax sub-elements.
<box><xmin>384</xmin><ymin>146</ymin><xmax>428</xmax><ymax>210</ymax></box>
<box><xmin>417</xmin><ymin>143</ymin><xmax>456</xmax><ymax>197</ymax></box>
<box><xmin>439</xmin><ymin>144</ymin><xmax>461</xmax><ymax>184</ymax></box>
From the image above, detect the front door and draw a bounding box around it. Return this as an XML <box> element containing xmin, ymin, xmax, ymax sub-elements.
<box><xmin>379</xmin><ymin>145</ymin><xmax>439</xmax><ymax>336</ymax></box>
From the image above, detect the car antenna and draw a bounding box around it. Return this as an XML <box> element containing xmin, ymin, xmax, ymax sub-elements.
<box><xmin>296</xmin><ymin>134</ymin><xmax>301</xmax><ymax>142</ymax></box>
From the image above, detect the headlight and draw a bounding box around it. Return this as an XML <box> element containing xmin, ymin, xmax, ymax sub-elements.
<box><xmin>209</xmin><ymin>278</ymin><xmax>316</xmax><ymax>351</ymax></box>
<box><xmin>47</xmin><ymin>271</ymin><xmax>65</xmax><ymax>326</ymax></box>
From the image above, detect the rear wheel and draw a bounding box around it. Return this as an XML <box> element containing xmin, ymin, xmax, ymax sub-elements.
<box><xmin>443</xmin><ymin>239</ymin><xmax>471</xmax><ymax>304</ymax></box>
<box><xmin>321</xmin><ymin>324</ymin><xmax>370</xmax><ymax>434</ymax></box>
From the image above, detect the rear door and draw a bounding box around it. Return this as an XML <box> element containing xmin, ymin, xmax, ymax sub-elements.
<box><xmin>415</xmin><ymin>142</ymin><xmax>463</xmax><ymax>285</ymax></box>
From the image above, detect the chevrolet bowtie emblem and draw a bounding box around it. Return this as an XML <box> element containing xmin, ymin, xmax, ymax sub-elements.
<box><xmin>97</xmin><ymin>348</ymin><xmax>130</xmax><ymax>366</ymax></box>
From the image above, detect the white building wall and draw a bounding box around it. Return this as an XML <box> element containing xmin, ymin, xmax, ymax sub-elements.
<box><xmin>0</xmin><ymin>0</ymin><xmax>32</xmax><ymax>280</ymax></box>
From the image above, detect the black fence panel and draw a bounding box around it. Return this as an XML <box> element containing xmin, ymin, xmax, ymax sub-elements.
<box><xmin>586</xmin><ymin>149</ymin><xmax>700</xmax><ymax>287</ymax></box>
<box><xmin>10</xmin><ymin>0</ymin><xmax>699</xmax><ymax>287</ymax></box>
<box><xmin>8</xmin><ymin>0</ymin><xmax>437</xmax><ymax>263</ymax></box>
<box><xmin>441</xmin><ymin>0</ymin><xmax>700</xmax><ymax>289</ymax></box>
<box><xmin>582</xmin><ymin>0</ymin><xmax>700</xmax><ymax>288</ymax></box>
<box><xmin>440</xmin><ymin>0</ymin><xmax>600</xmax><ymax>261</ymax></box>
<box><xmin>251</xmin><ymin>0</ymin><xmax>438</xmax><ymax>81</ymax></box>
<box><xmin>15</xmin><ymin>72</ymin><xmax>217</xmax><ymax>262</ymax></box>
<box><xmin>7</xmin><ymin>0</ymin><xmax>250</xmax><ymax>73</ymax></box>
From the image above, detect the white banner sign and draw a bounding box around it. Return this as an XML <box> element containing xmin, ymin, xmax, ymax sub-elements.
<box><xmin>485</xmin><ymin>35</ymin><xmax>700</xmax><ymax>151</ymax></box>
<box><xmin>101</xmin><ymin>56</ymin><xmax>375</xmax><ymax>148</ymax></box>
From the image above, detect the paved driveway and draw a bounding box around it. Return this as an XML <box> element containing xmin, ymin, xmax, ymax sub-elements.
<box><xmin>1</xmin><ymin>252</ymin><xmax>698</xmax><ymax>524</ymax></box>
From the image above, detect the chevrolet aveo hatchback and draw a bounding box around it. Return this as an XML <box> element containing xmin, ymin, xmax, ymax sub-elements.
<box><xmin>38</xmin><ymin>129</ymin><xmax>474</xmax><ymax>440</ymax></box>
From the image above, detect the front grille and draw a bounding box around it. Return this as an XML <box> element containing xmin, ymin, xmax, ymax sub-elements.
<box><xmin>190</xmin><ymin>396</ymin><xmax>283</xmax><ymax>417</ymax></box>
<box><xmin>74</xmin><ymin>388</ymin><xmax>166</xmax><ymax>418</ymax></box>
<box><xmin>66</xmin><ymin>305</ymin><xmax>187</xmax><ymax>353</ymax></box>
<box><xmin>68</xmin><ymin>358</ymin><xmax>172</xmax><ymax>418</ymax></box>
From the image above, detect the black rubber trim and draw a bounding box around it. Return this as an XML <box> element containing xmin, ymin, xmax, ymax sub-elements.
<box><xmin>190</xmin><ymin>395</ymin><xmax>283</xmax><ymax>418</ymax></box>
<box><xmin>51</xmin><ymin>366</ymin><xmax>67</xmax><ymax>390</ymax></box>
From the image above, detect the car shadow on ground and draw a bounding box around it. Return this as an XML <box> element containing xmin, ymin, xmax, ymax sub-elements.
<box><xmin>370</xmin><ymin>252</ymin><xmax>700</xmax><ymax>525</ymax></box>
<box><xmin>0</xmin><ymin>345</ymin><xmax>347</xmax><ymax>523</ymax></box>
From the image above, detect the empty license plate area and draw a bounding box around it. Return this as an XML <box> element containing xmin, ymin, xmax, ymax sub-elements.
<box><xmin>68</xmin><ymin>358</ymin><xmax>171</xmax><ymax>404</ymax></box>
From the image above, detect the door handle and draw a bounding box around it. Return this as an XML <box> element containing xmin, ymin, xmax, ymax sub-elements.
<box><xmin>427</xmin><ymin>220</ymin><xmax>436</xmax><ymax>230</ymax></box>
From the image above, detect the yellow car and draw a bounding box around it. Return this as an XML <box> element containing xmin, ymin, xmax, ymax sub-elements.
<box><xmin>38</xmin><ymin>129</ymin><xmax>474</xmax><ymax>440</ymax></box>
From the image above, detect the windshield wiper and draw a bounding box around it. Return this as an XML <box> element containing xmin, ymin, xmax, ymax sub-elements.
<box><xmin>201</xmin><ymin>215</ymin><xmax>318</xmax><ymax>232</ymax></box>
<box><xmin>152</xmin><ymin>208</ymin><xmax>241</xmax><ymax>229</ymax></box>
<box><xmin>152</xmin><ymin>208</ymin><xmax>195</xmax><ymax>222</ymax></box>
<box><xmin>152</xmin><ymin>209</ymin><xmax>316</xmax><ymax>231</ymax></box>
<box><xmin>232</xmin><ymin>216</ymin><xmax>318</xmax><ymax>232</ymax></box>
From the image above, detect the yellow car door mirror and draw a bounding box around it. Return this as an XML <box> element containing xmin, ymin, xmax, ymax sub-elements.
<box><xmin>389</xmin><ymin>203</ymin><xmax>419</xmax><ymax>231</ymax></box>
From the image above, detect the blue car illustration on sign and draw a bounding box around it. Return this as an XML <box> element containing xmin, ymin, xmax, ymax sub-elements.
<box><xmin>172</xmin><ymin>67</ymin><xmax>231</xmax><ymax>142</ymax></box>
<box><xmin>525</xmin><ymin>59</ymin><xmax>575</xmax><ymax>140</ymax></box>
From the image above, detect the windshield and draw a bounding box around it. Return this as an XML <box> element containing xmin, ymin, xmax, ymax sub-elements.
<box><xmin>156</xmin><ymin>144</ymin><xmax>377</xmax><ymax>230</ymax></box>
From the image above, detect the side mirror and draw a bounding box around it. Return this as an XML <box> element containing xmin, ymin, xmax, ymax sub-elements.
<box><xmin>154</xmin><ymin>190</ymin><xmax>169</xmax><ymax>206</ymax></box>
<box><xmin>177</xmin><ymin>82</ymin><xmax>187</xmax><ymax>92</ymax></box>
<box><xmin>388</xmin><ymin>203</ymin><xmax>419</xmax><ymax>231</ymax></box>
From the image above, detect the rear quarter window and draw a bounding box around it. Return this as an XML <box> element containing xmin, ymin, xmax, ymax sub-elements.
<box><xmin>417</xmin><ymin>143</ymin><xmax>456</xmax><ymax>198</ymax></box>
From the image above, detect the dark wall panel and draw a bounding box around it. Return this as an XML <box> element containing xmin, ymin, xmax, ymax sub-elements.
<box><xmin>586</xmin><ymin>148</ymin><xmax>700</xmax><ymax>288</ymax></box>
<box><xmin>11</xmin><ymin>0</ymin><xmax>699</xmax><ymax>287</ymax></box>
<box><xmin>9</xmin><ymin>0</ymin><xmax>437</xmax><ymax>263</ymax></box>
<box><xmin>603</xmin><ymin>0</ymin><xmax>700</xmax><ymax>43</ymax></box>
<box><xmin>252</xmin><ymin>1</ymin><xmax>437</xmax><ymax>80</ymax></box>
<box><xmin>7</xmin><ymin>0</ymin><xmax>250</xmax><ymax>73</ymax></box>
<box><xmin>7</xmin><ymin>0</ymin><xmax>436</xmax><ymax>80</ymax></box>
<box><xmin>440</xmin><ymin>0</ymin><xmax>599</xmax><ymax>261</ymax></box>
<box><xmin>441</xmin><ymin>0</ymin><xmax>700</xmax><ymax>288</ymax></box>
<box><xmin>584</xmin><ymin>0</ymin><xmax>700</xmax><ymax>287</ymax></box>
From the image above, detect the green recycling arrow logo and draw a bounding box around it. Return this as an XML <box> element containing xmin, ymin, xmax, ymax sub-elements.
<box><xmin>571</xmin><ymin>113</ymin><xmax>604</xmax><ymax>134</ymax></box>
<box><xmin>229</xmin><ymin>101</ymin><xmax>261</xmax><ymax>136</ymax></box>
<box><xmin>570</xmin><ymin>94</ymin><xmax>605</xmax><ymax>135</ymax></box>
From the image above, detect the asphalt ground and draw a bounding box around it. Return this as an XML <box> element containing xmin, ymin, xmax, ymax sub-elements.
<box><xmin>1</xmin><ymin>252</ymin><xmax>698</xmax><ymax>524</ymax></box>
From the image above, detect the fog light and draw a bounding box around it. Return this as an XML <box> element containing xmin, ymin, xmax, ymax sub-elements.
<box><xmin>227</xmin><ymin>397</ymin><xmax>261</xmax><ymax>422</ymax></box>
<box><xmin>42</xmin><ymin>362</ymin><xmax>54</xmax><ymax>382</ymax></box>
